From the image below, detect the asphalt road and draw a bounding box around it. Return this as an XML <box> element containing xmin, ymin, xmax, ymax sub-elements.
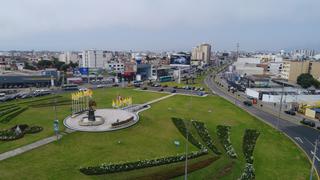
<box><xmin>205</xmin><ymin>74</ymin><xmax>320</xmax><ymax>177</ymax></box>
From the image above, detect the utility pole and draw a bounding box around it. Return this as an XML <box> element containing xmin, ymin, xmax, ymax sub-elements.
<box><xmin>277</xmin><ymin>83</ymin><xmax>284</xmax><ymax>130</ymax></box>
<box><xmin>310</xmin><ymin>136</ymin><xmax>319</xmax><ymax>180</ymax></box>
<box><xmin>236</xmin><ymin>43</ymin><xmax>240</xmax><ymax>61</ymax></box>
<box><xmin>184</xmin><ymin>123</ymin><xmax>188</xmax><ymax>180</ymax></box>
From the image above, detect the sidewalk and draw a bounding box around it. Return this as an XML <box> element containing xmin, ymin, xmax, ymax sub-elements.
<box><xmin>0</xmin><ymin>134</ymin><xmax>62</xmax><ymax>161</ymax></box>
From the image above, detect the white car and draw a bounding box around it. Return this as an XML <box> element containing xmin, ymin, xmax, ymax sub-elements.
<box><xmin>97</xmin><ymin>84</ymin><xmax>106</xmax><ymax>88</ymax></box>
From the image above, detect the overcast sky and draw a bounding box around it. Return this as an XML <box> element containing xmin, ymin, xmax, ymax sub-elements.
<box><xmin>0</xmin><ymin>0</ymin><xmax>319</xmax><ymax>52</ymax></box>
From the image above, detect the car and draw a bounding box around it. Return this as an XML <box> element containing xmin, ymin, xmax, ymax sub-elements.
<box><xmin>112</xmin><ymin>84</ymin><xmax>119</xmax><ymax>87</ymax></box>
<box><xmin>243</xmin><ymin>100</ymin><xmax>253</xmax><ymax>106</ymax></box>
<box><xmin>173</xmin><ymin>86</ymin><xmax>178</xmax><ymax>89</ymax></box>
<box><xmin>142</xmin><ymin>87</ymin><xmax>148</xmax><ymax>90</ymax></box>
<box><xmin>300</xmin><ymin>119</ymin><xmax>316</xmax><ymax>127</ymax></box>
<box><xmin>159</xmin><ymin>88</ymin><xmax>164</xmax><ymax>91</ymax></box>
<box><xmin>97</xmin><ymin>84</ymin><xmax>106</xmax><ymax>88</ymax></box>
<box><xmin>79</xmin><ymin>87</ymin><xmax>88</xmax><ymax>91</ymax></box>
<box><xmin>171</xmin><ymin>89</ymin><xmax>177</xmax><ymax>93</ymax></box>
<box><xmin>284</xmin><ymin>110</ymin><xmax>296</xmax><ymax>116</ymax></box>
<box><xmin>153</xmin><ymin>83</ymin><xmax>161</xmax><ymax>87</ymax></box>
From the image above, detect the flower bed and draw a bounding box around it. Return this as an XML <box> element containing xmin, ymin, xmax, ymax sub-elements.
<box><xmin>242</xmin><ymin>129</ymin><xmax>260</xmax><ymax>164</ymax></box>
<box><xmin>239</xmin><ymin>129</ymin><xmax>260</xmax><ymax>180</ymax></box>
<box><xmin>192</xmin><ymin>120</ymin><xmax>221</xmax><ymax>155</ymax></box>
<box><xmin>216</xmin><ymin>125</ymin><xmax>237</xmax><ymax>158</ymax></box>
<box><xmin>171</xmin><ymin>117</ymin><xmax>204</xmax><ymax>149</ymax></box>
<box><xmin>80</xmin><ymin>149</ymin><xmax>208</xmax><ymax>175</ymax></box>
<box><xmin>239</xmin><ymin>163</ymin><xmax>255</xmax><ymax>180</ymax></box>
<box><xmin>0</xmin><ymin>124</ymin><xmax>43</xmax><ymax>141</ymax></box>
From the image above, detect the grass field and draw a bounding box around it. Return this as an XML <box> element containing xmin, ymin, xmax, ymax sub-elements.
<box><xmin>0</xmin><ymin>88</ymin><xmax>313</xmax><ymax>179</ymax></box>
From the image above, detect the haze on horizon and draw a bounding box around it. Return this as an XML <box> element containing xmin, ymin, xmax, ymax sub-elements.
<box><xmin>0</xmin><ymin>0</ymin><xmax>319</xmax><ymax>52</ymax></box>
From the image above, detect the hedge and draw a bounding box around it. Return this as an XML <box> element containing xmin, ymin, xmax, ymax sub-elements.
<box><xmin>216</xmin><ymin>125</ymin><xmax>237</xmax><ymax>158</ymax></box>
<box><xmin>171</xmin><ymin>117</ymin><xmax>204</xmax><ymax>149</ymax></box>
<box><xmin>242</xmin><ymin>129</ymin><xmax>260</xmax><ymax>164</ymax></box>
<box><xmin>239</xmin><ymin>163</ymin><xmax>255</xmax><ymax>180</ymax></box>
<box><xmin>192</xmin><ymin>120</ymin><xmax>221</xmax><ymax>155</ymax></box>
<box><xmin>80</xmin><ymin>149</ymin><xmax>208</xmax><ymax>175</ymax></box>
<box><xmin>0</xmin><ymin>107</ymin><xmax>28</xmax><ymax>123</ymax></box>
<box><xmin>0</xmin><ymin>106</ymin><xmax>21</xmax><ymax>116</ymax></box>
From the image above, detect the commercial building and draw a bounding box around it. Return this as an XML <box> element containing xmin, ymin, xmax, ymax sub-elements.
<box><xmin>281</xmin><ymin>60</ymin><xmax>320</xmax><ymax>82</ymax></box>
<box><xmin>191</xmin><ymin>43</ymin><xmax>211</xmax><ymax>64</ymax></box>
<box><xmin>59</xmin><ymin>52</ymin><xmax>80</xmax><ymax>64</ymax></box>
<box><xmin>105</xmin><ymin>62</ymin><xmax>124</xmax><ymax>73</ymax></box>
<box><xmin>80</xmin><ymin>50</ymin><xmax>112</xmax><ymax>68</ymax></box>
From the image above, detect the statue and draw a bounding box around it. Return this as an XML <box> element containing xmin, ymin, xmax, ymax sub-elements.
<box><xmin>88</xmin><ymin>100</ymin><xmax>97</xmax><ymax>121</ymax></box>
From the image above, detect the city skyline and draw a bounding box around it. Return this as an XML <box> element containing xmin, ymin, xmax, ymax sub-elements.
<box><xmin>0</xmin><ymin>0</ymin><xmax>319</xmax><ymax>51</ymax></box>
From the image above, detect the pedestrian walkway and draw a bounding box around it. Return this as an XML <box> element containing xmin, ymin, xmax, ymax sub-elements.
<box><xmin>0</xmin><ymin>134</ymin><xmax>62</xmax><ymax>161</ymax></box>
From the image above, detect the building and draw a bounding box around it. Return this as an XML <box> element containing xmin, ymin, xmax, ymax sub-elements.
<box><xmin>281</xmin><ymin>61</ymin><xmax>320</xmax><ymax>82</ymax></box>
<box><xmin>59</xmin><ymin>52</ymin><xmax>80</xmax><ymax>64</ymax></box>
<box><xmin>80</xmin><ymin>50</ymin><xmax>112</xmax><ymax>68</ymax></box>
<box><xmin>105</xmin><ymin>62</ymin><xmax>124</xmax><ymax>73</ymax></box>
<box><xmin>191</xmin><ymin>43</ymin><xmax>211</xmax><ymax>64</ymax></box>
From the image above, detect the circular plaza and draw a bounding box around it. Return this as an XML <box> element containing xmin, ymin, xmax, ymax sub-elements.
<box><xmin>63</xmin><ymin>108</ymin><xmax>139</xmax><ymax>132</ymax></box>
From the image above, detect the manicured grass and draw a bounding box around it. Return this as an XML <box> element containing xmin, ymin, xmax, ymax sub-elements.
<box><xmin>0</xmin><ymin>90</ymin><xmax>312</xmax><ymax>179</ymax></box>
<box><xmin>0</xmin><ymin>88</ymin><xmax>166</xmax><ymax>154</ymax></box>
<box><xmin>160</xmin><ymin>74</ymin><xmax>207</xmax><ymax>89</ymax></box>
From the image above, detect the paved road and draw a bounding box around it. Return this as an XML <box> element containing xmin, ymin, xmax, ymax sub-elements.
<box><xmin>205</xmin><ymin>74</ymin><xmax>320</xmax><ymax>177</ymax></box>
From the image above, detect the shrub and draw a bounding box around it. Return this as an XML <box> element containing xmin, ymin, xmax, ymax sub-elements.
<box><xmin>216</xmin><ymin>125</ymin><xmax>237</xmax><ymax>158</ymax></box>
<box><xmin>239</xmin><ymin>163</ymin><xmax>255</xmax><ymax>180</ymax></box>
<box><xmin>80</xmin><ymin>149</ymin><xmax>208</xmax><ymax>175</ymax></box>
<box><xmin>0</xmin><ymin>106</ymin><xmax>21</xmax><ymax>116</ymax></box>
<box><xmin>171</xmin><ymin>117</ymin><xmax>204</xmax><ymax>149</ymax></box>
<box><xmin>25</xmin><ymin>126</ymin><xmax>43</xmax><ymax>134</ymax></box>
<box><xmin>0</xmin><ymin>124</ymin><xmax>43</xmax><ymax>141</ymax></box>
<box><xmin>192</xmin><ymin>120</ymin><xmax>221</xmax><ymax>155</ymax></box>
<box><xmin>242</xmin><ymin>129</ymin><xmax>260</xmax><ymax>164</ymax></box>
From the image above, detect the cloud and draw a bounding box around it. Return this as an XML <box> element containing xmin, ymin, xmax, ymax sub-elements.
<box><xmin>0</xmin><ymin>0</ymin><xmax>319</xmax><ymax>50</ymax></box>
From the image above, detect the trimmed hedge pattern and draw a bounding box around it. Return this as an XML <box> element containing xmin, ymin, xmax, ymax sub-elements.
<box><xmin>192</xmin><ymin>120</ymin><xmax>221</xmax><ymax>155</ymax></box>
<box><xmin>216</xmin><ymin>125</ymin><xmax>237</xmax><ymax>158</ymax></box>
<box><xmin>239</xmin><ymin>129</ymin><xmax>260</xmax><ymax>180</ymax></box>
<box><xmin>80</xmin><ymin>149</ymin><xmax>208</xmax><ymax>175</ymax></box>
<box><xmin>0</xmin><ymin>107</ymin><xmax>28</xmax><ymax>123</ymax></box>
<box><xmin>171</xmin><ymin>117</ymin><xmax>204</xmax><ymax>149</ymax></box>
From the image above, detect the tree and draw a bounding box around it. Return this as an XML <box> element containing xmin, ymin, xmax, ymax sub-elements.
<box><xmin>297</xmin><ymin>73</ymin><xmax>315</xmax><ymax>88</ymax></box>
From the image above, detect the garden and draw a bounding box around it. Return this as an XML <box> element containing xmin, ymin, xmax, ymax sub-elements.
<box><xmin>0</xmin><ymin>88</ymin><xmax>314</xmax><ymax>179</ymax></box>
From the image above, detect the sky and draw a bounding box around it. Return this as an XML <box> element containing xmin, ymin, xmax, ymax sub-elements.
<box><xmin>0</xmin><ymin>0</ymin><xmax>319</xmax><ymax>52</ymax></box>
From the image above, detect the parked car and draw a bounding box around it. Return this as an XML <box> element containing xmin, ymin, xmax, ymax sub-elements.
<box><xmin>171</xmin><ymin>89</ymin><xmax>177</xmax><ymax>93</ymax></box>
<box><xmin>243</xmin><ymin>100</ymin><xmax>253</xmax><ymax>106</ymax></box>
<box><xmin>284</xmin><ymin>110</ymin><xmax>296</xmax><ymax>116</ymax></box>
<box><xmin>300</xmin><ymin>119</ymin><xmax>316</xmax><ymax>127</ymax></box>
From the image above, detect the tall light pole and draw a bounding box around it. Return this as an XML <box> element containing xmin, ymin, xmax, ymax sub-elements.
<box><xmin>310</xmin><ymin>136</ymin><xmax>319</xmax><ymax>180</ymax></box>
<box><xmin>277</xmin><ymin>83</ymin><xmax>284</xmax><ymax>130</ymax></box>
<box><xmin>184</xmin><ymin>122</ymin><xmax>188</xmax><ymax>180</ymax></box>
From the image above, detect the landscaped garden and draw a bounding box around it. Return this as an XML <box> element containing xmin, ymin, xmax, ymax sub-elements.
<box><xmin>0</xmin><ymin>87</ymin><xmax>314</xmax><ymax>179</ymax></box>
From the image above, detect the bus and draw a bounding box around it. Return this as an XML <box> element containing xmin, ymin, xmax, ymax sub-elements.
<box><xmin>159</xmin><ymin>76</ymin><xmax>173</xmax><ymax>82</ymax></box>
<box><xmin>62</xmin><ymin>84</ymin><xmax>79</xmax><ymax>91</ymax></box>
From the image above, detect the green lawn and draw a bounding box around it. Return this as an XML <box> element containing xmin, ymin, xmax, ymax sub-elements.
<box><xmin>160</xmin><ymin>74</ymin><xmax>207</xmax><ymax>90</ymax></box>
<box><xmin>0</xmin><ymin>89</ymin><xmax>313</xmax><ymax>179</ymax></box>
<box><xmin>0</xmin><ymin>88</ymin><xmax>166</xmax><ymax>154</ymax></box>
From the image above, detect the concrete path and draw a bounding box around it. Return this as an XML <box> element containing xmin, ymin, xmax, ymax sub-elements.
<box><xmin>0</xmin><ymin>134</ymin><xmax>62</xmax><ymax>161</ymax></box>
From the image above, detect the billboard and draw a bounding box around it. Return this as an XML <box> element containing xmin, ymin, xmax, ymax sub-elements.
<box><xmin>79</xmin><ymin>67</ymin><xmax>89</xmax><ymax>75</ymax></box>
<box><xmin>170</xmin><ymin>53</ymin><xmax>191</xmax><ymax>65</ymax></box>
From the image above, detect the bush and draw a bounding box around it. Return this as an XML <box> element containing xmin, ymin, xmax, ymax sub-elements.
<box><xmin>192</xmin><ymin>120</ymin><xmax>221</xmax><ymax>155</ymax></box>
<box><xmin>243</xmin><ymin>129</ymin><xmax>260</xmax><ymax>164</ymax></box>
<box><xmin>0</xmin><ymin>107</ymin><xmax>21</xmax><ymax>116</ymax></box>
<box><xmin>239</xmin><ymin>163</ymin><xmax>255</xmax><ymax>180</ymax></box>
<box><xmin>25</xmin><ymin>126</ymin><xmax>43</xmax><ymax>134</ymax></box>
<box><xmin>0</xmin><ymin>107</ymin><xmax>28</xmax><ymax>123</ymax></box>
<box><xmin>171</xmin><ymin>117</ymin><xmax>204</xmax><ymax>149</ymax></box>
<box><xmin>216</xmin><ymin>125</ymin><xmax>237</xmax><ymax>158</ymax></box>
<box><xmin>0</xmin><ymin>124</ymin><xmax>43</xmax><ymax>141</ymax></box>
<box><xmin>80</xmin><ymin>149</ymin><xmax>208</xmax><ymax>175</ymax></box>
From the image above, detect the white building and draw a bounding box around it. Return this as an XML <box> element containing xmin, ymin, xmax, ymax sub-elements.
<box><xmin>59</xmin><ymin>52</ymin><xmax>80</xmax><ymax>64</ymax></box>
<box><xmin>234</xmin><ymin>57</ymin><xmax>264</xmax><ymax>76</ymax></box>
<box><xmin>81</xmin><ymin>50</ymin><xmax>112</xmax><ymax>68</ymax></box>
<box><xmin>105</xmin><ymin>62</ymin><xmax>124</xmax><ymax>73</ymax></box>
<box><xmin>191</xmin><ymin>43</ymin><xmax>211</xmax><ymax>64</ymax></box>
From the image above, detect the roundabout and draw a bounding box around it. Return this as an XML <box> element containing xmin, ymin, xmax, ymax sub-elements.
<box><xmin>63</xmin><ymin>108</ymin><xmax>139</xmax><ymax>132</ymax></box>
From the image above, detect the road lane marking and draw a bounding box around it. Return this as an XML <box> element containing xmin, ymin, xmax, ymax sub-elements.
<box><xmin>311</xmin><ymin>151</ymin><xmax>320</xmax><ymax>162</ymax></box>
<box><xmin>294</xmin><ymin>137</ymin><xmax>304</xmax><ymax>144</ymax></box>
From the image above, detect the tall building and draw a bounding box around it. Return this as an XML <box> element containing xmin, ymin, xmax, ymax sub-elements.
<box><xmin>281</xmin><ymin>60</ymin><xmax>320</xmax><ymax>82</ymax></box>
<box><xmin>59</xmin><ymin>52</ymin><xmax>79</xmax><ymax>64</ymax></box>
<box><xmin>191</xmin><ymin>43</ymin><xmax>211</xmax><ymax>64</ymax></box>
<box><xmin>80</xmin><ymin>50</ymin><xmax>112</xmax><ymax>68</ymax></box>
